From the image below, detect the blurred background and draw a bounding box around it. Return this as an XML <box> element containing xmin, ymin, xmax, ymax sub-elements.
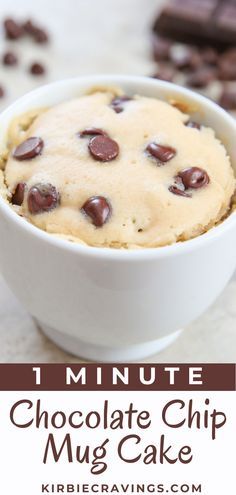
<box><xmin>1</xmin><ymin>0</ymin><xmax>236</xmax><ymax>113</ymax></box>
<box><xmin>0</xmin><ymin>0</ymin><xmax>160</xmax><ymax>110</ymax></box>
<box><xmin>0</xmin><ymin>0</ymin><xmax>236</xmax><ymax>363</ymax></box>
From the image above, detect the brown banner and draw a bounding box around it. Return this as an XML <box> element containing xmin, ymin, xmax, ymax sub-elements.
<box><xmin>0</xmin><ymin>364</ymin><xmax>235</xmax><ymax>391</ymax></box>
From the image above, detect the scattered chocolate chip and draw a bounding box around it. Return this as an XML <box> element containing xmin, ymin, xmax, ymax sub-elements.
<box><xmin>186</xmin><ymin>66</ymin><xmax>216</xmax><ymax>88</ymax></box>
<box><xmin>29</xmin><ymin>62</ymin><xmax>45</xmax><ymax>76</ymax></box>
<box><xmin>0</xmin><ymin>86</ymin><xmax>5</xmax><ymax>98</ymax></box>
<box><xmin>11</xmin><ymin>182</ymin><xmax>26</xmax><ymax>206</ymax></box>
<box><xmin>185</xmin><ymin>120</ymin><xmax>201</xmax><ymax>129</ymax></box>
<box><xmin>219</xmin><ymin>88</ymin><xmax>236</xmax><ymax>110</ymax></box>
<box><xmin>218</xmin><ymin>57</ymin><xmax>236</xmax><ymax>81</ymax></box>
<box><xmin>110</xmin><ymin>95</ymin><xmax>132</xmax><ymax>113</ymax></box>
<box><xmin>151</xmin><ymin>65</ymin><xmax>175</xmax><ymax>82</ymax></box>
<box><xmin>152</xmin><ymin>36</ymin><xmax>172</xmax><ymax>62</ymax></box>
<box><xmin>23</xmin><ymin>19</ymin><xmax>36</xmax><ymax>34</ymax></box>
<box><xmin>220</xmin><ymin>47</ymin><xmax>236</xmax><ymax>63</ymax></box>
<box><xmin>179</xmin><ymin>167</ymin><xmax>209</xmax><ymax>189</ymax></box>
<box><xmin>78</xmin><ymin>128</ymin><xmax>108</xmax><ymax>138</ymax></box>
<box><xmin>170</xmin><ymin>46</ymin><xmax>201</xmax><ymax>71</ymax></box>
<box><xmin>28</xmin><ymin>183</ymin><xmax>60</xmax><ymax>214</ymax></box>
<box><xmin>88</xmin><ymin>135</ymin><xmax>119</xmax><ymax>162</ymax></box>
<box><xmin>170</xmin><ymin>50</ymin><xmax>191</xmax><ymax>70</ymax></box>
<box><xmin>33</xmin><ymin>28</ymin><xmax>49</xmax><ymax>43</ymax></box>
<box><xmin>23</xmin><ymin>20</ymin><xmax>49</xmax><ymax>43</ymax></box>
<box><xmin>146</xmin><ymin>142</ymin><xmax>176</xmax><ymax>163</ymax></box>
<box><xmin>82</xmin><ymin>196</ymin><xmax>111</xmax><ymax>227</ymax></box>
<box><xmin>201</xmin><ymin>47</ymin><xmax>218</xmax><ymax>66</ymax></box>
<box><xmin>13</xmin><ymin>137</ymin><xmax>44</xmax><ymax>160</ymax></box>
<box><xmin>2</xmin><ymin>51</ymin><xmax>18</xmax><ymax>66</ymax></box>
<box><xmin>4</xmin><ymin>18</ymin><xmax>23</xmax><ymax>40</ymax></box>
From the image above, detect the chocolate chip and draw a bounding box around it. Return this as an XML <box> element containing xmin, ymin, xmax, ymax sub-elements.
<box><xmin>11</xmin><ymin>182</ymin><xmax>26</xmax><ymax>206</ymax></box>
<box><xmin>201</xmin><ymin>47</ymin><xmax>218</xmax><ymax>66</ymax></box>
<box><xmin>185</xmin><ymin>120</ymin><xmax>201</xmax><ymax>129</ymax></box>
<box><xmin>152</xmin><ymin>36</ymin><xmax>171</xmax><ymax>62</ymax></box>
<box><xmin>170</xmin><ymin>46</ymin><xmax>201</xmax><ymax>71</ymax></box>
<box><xmin>151</xmin><ymin>65</ymin><xmax>175</xmax><ymax>82</ymax></box>
<box><xmin>13</xmin><ymin>137</ymin><xmax>44</xmax><ymax>160</ymax></box>
<box><xmin>23</xmin><ymin>20</ymin><xmax>49</xmax><ymax>43</ymax></box>
<box><xmin>222</xmin><ymin>48</ymin><xmax>236</xmax><ymax>60</ymax></box>
<box><xmin>169</xmin><ymin>176</ymin><xmax>191</xmax><ymax>197</ymax></box>
<box><xmin>219</xmin><ymin>88</ymin><xmax>236</xmax><ymax>110</ymax></box>
<box><xmin>82</xmin><ymin>196</ymin><xmax>111</xmax><ymax>227</ymax></box>
<box><xmin>3</xmin><ymin>51</ymin><xmax>18</xmax><ymax>66</ymax></box>
<box><xmin>110</xmin><ymin>96</ymin><xmax>132</xmax><ymax>113</ymax></box>
<box><xmin>23</xmin><ymin>19</ymin><xmax>36</xmax><ymax>34</ymax></box>
<box><xmin>88</xmin><ymin>135</ymin><xmax>119</xmax><ymax>162</ymax></box>
<box><xmin>4</xmin><ymin>18</ymin><xmax>23</xmax><ymax>40</ymax></box>
<box><xmin>146</xmin><ymin>142</ymin><xmax>176</xmax><ymax>163</ymax></box>
<box><xmin>186</xmin><ymin>66</ymin><xmax>216</xmax><ymax>88</ymax></box>
<box><xmin>29</xmin><ymin>62</ymin><xmax>45</xmax><ymax>75</ymax></box>
<box><xmin>28</xmin><ymin>183</ymin><xmax>60</xmax><ymax>214</ymax></box>
<box><xmin>170</xmin><ymin>50</ymin><xmax>191</xmax><ymax>70</ymax></box>
<box><xmin>218</xmin><ymin>57</ymin><xmax>236</xmax><ymax>81</ymax></box>
<box><xmin>0</xmin><ymin>86</ymin><xmax>5</xmax><ymax>98</ymax></box>
<box><xmin>179</xmin><ymin>167</ymin><xmax>209</xmax><ymax>189</ymax></box>
<box><xmin>169</xmin><ymin>185</ymin><xmax>191</xmax><ymax>197</ymax></box>
<box><xmin>78</xmin><ymin>128</ymin><xmax>108</xmax><ymax>138</ymax></box>
<box><xmin>33</xmin><ymin>28</ymin><xmax>49</xmax><ymax>43</ymax></box>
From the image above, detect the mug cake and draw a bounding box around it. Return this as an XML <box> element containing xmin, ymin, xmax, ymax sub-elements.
<box><xmin>0</xmin><ymin>87</ymin><xmax>235</xmax><ymax>248</ymax></box>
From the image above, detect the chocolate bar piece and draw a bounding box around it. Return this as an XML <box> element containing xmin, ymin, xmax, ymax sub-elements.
<box><xmin>153</xmin><ymin>0</ymin><xmax>236</xmax><ymax>48</ymax></box>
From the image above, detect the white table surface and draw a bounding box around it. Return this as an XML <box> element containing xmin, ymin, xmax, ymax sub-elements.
<box><xmin>0</xmin><ymin>0</ymin><xmax>235</xmax><ymax>363</ymax></box>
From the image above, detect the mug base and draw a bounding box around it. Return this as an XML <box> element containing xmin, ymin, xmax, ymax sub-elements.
<box><xmin>36</xmin><ymin>320</ymin><xmax>183</xmax><ymax>362</ymax></box>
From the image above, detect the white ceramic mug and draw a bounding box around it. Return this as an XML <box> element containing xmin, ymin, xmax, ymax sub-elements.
<box><xmin>0</xmin><ymin>75</ymin><xmax>236</xmax><ymax>362</ymax></box>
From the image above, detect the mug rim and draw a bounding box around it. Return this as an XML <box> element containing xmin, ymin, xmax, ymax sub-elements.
<box><xmin>0</xmin><ymin>73</ymin><xmax>236</xmax><ymax>261</ymax></box>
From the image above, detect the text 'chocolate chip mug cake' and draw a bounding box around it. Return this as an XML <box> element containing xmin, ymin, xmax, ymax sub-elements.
<box><xmin>0</xmin><ymin>87</ymin><xmax>235</xmax><ymax>248</ymax></box>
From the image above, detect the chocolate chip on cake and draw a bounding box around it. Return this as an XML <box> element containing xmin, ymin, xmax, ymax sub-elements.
<box><xmin>11</xmin><ymin>182</ymin><xmax>26</xmax><ymax>206</ymax></box>
<box><xmin>110</xmin><ymin>96</ymin><xmax>132</xmax><ymax>113</ymax></box>
<box><xmin>88</xmin><ymin>135</ymin><xmax>119</xmax><ymax>161</ymax></box>
<box><xmin>179</xmin><ymin>167</ymin><xmax>210</xmax><ymax>189</ymax></box>
<box><xmin>169</xmin><ymin>168</ymin><xmax>209</xmax><ymax>196</ymax></box>
<box><xmin>82</xmin><ymin>196</ymin><xmax>111</xmax><ymax>227</ymax></box>
<box><xmin>78</xmin><ymin>128</ymin><xmax>108</xmax><ymax>138</ymax></box>
<box><xmin>146</xmin><ymin>142</ymin><xmax>176</xmax><ymax>163</ymax></box>
<box><xmin>169</xmin><ymin>176</ymin><xmax>191</xmax><ymax>197</ymax></box>
<box><xmin>13</xmin><ymin>137</ymin><xmax>44</xmax><ymax>160</ymax></box>
<box><xmin>28</xmin><ymin>183</ymin><xmax>60</xmax><ymax>214</ymax></box>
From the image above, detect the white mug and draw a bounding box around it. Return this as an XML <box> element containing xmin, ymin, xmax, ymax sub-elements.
<box><xmin>0</xmin><ymin>75</ymin><xmax>236</xmax><ymax>362</ymax></box>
